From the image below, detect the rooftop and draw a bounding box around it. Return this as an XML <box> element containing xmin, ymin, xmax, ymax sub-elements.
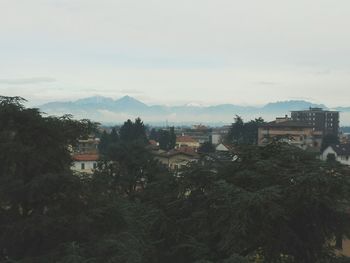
<box><xmin>73</xmin><ymin>154</ymin><xmax>99</xmax><ymax>161</ymax></box>
<box><xmin>291</xmin><ymin>107</ymin><xmax>339</xmax><ymax>113</ymax></box>
<box><xmin>260</xmin><ymin>120</ymin><xmax>312</xmax><ymax>128</ymax></box>
<box><xmin>329</xmin><ymin>144</ymin><xmax>350</xmax><ymax>156</ymax></box>
<box><xmin>176</xmin><ymin>135</ymin><xmax>198</xmax><ymax>143</ymax></box>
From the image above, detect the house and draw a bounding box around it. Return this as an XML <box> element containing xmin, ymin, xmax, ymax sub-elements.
<box><xmin>72</xmin><ymin>154</ymin><xmax>99</xmax><ymax>174</ymax></box>
<box><xmin>178</xmin><ymin>125</ymin><xmax>213</xmax><ymax>144</ymax></box>
<box><xmin>152</xmin><ymin>149</ymin><xmax>198</xmax><ymax>171</ymax></box>
<box><xmin>258</xmin><ymin>116</ymin><xmax>322</xmax><ymax>150</ymax></box>
<box><xmin>176</xmin><ymin>135</ymin><xmax>200</xmax><ymax>150</ymax></box>
<box><xmin>74</xmin><ymin>137</ymin><xmax>100</xmax><ymax>154</ymax></box>
<box><xmin>211</xmin><ymin>126</ymin><xmax>231</xmax><ymax>145</ymax></box>
<box><xmin>146</xmin><ymin>140</ymin><xmax>160</xmax><ymax>151</ymax></box>
<box><xmin>321</xmin><ymin>144</ymin><xmax>350</xmax><ymax>165</ymax></box>
<box><xmin>215</xmin><ymin>143</ymin><xmax>236</xmax><ymax>152</ymax></box>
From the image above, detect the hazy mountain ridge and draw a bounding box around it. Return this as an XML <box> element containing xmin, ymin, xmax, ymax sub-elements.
<box><xmin>38</xmin><ymin>96</ymin><xmax>350</xmax><ymax>125</ymax></box>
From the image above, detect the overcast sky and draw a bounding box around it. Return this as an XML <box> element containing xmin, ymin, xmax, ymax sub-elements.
<box><xmin>1</xmin><ymin>0</ymin><xmax>350</xmax><ymax>107</ymax></box>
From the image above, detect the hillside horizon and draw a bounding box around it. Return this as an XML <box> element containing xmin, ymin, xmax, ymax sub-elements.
<box><xmin>37</xmin><ymin>95</ymin><xmax>350</xmax><ymax>126</ymax></box>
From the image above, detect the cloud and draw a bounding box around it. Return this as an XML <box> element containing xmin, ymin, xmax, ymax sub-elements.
<box><xmin>118</xmin><ymin>89</ymin><xmax>143</xmax><ymax>94</ymax></box>
<box><xmin>257</xmin><ymin>81</ymin><xmax>278</xmax><ymax>86</ymax></box>
<box><xmin>310</xmin><ymin>69</ymin><xmax>332</xmax><ymax>75</ymax></box>
<box><xmin>0</xmin><ymin>77</ymin><xmax>56</xmax><ymax>85</ymax></box>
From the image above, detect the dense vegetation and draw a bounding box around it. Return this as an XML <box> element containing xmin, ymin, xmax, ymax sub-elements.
<box><xmin>1</xmin><ymin>96</ymin><xmax>350</xmax><ymax>262</ymax></box>
<box><xmin>226</xmin><ymin>116</ymin><xmax>265</xmax><ymax>145</ymax></box>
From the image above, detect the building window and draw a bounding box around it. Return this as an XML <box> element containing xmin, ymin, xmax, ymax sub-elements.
<box><xmin>81</xmin><ymin>163</ymin><xmax>85</xmax><ymax>170</ymax></box>
<box><xmin>93</xmin><ymin>163</ymin><xmax>97</xmax><ymax>169</ymax></box>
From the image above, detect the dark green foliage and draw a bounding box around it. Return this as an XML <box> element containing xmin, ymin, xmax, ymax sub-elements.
<box><xmin>2</xmin><ymin>96</ymin><xmax>350</xmax><ymax>263</ymax></box>
<box><xmin>148</xmin><ymin>127</ymin><xmax>176</xmax><ymax>151</ymax></box>
<box><xmin>119</xmin><ymin>118</ymin><xmax>147</xmax><ymax>144</ymax></box>
<box><xmin>149</xmin><ymin>128</ymin><xmax>158</xmax><ymax>141</ymax></box>
<box><xmin>138</xmin><ymin>143</ymin><xmax>350</xmax><ymax>263</ymax></box>
<box><xmin>95</xmin><ymin>141</ymin><xmax>162</xmax><ymax>196</ymax></box>
<box><xmin>322</xmin><ymin>134</ymin><xmax>340</xmax><ymax>151</ymax></box>
<box><xmin>198</xmin><ymin>141</ymin><xmax>216</xmax><ymax>153</ymax></box>
<box><xmin>0</xmin><ymin>96</ymin><xmax>97</xmax><ymax>260</ymax></box>
<box><xmin>98</xmin><ymin>128</ymin><xmax>119</xmax><ymax>155</ymax></box>
<box><xmin>169</xmin><ymin>127</ymin><xmax>176</xmax><ymax>149</ymax></box>
<box><xmin>227</xmin><ymin>116</ymin><xmax>265</xmax><ymax>145</ymax></box>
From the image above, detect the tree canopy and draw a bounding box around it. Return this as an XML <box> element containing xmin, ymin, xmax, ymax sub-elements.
<box><xmin>227</xmin><ymin>116</ymin><xmax>265</xmax><ymax>145</ymax></box>
<box><xmin>1</xmin><ymin>97</ymin><xmax>350</xmax><ymax>263</ymax></box>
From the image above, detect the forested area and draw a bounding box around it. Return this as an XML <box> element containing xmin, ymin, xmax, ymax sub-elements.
<box><xmin>2</xmin><ymin>96</ymin><xmax>350</xmax><ymax>263</ymax></box>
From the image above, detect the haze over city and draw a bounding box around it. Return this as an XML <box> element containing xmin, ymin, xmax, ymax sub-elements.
<box><xmin>1</xmin><ymin>0</ymin><xmax>350</xmax><ymax>107</ymax></box>
<box><xmin>4</xmin><ymin>1</ymin><xmax>350</xmax><ymax>262</ymax></box>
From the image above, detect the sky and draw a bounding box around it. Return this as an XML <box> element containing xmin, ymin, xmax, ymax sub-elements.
<box><xmin>1</xmin><ymin>0</ymin><xmax>350</xmax><ymax>107</ymax></box>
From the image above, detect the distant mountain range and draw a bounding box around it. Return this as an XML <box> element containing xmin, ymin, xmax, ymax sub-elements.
<box><xmin>38</xmin><ymin>95</ymin><xmax>350</xmax><ymax>126</ymax></box>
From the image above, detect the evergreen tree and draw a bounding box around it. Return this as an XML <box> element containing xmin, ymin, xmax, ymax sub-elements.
<box><xmin>198</xmin><ymin>141</ymin><xmax>216</xmax><ymax>153</ymax></box>
<box><xmin>158</xmin><ymin>127</ymin><xmax>176</xmax><ymax>151</ymax></box>
<box><xmin>119</xmin><ymin>118</ymin><xmax>147</xmax><ymax>144</ymax></box>
<box><xmin>322</xmin><ymin>133</ymin><xmax>340</xmax><ymax>151</ymax></box>
<box><xmin>119</xmin><ymin>119</ymin><xmax>134</xmax><ymax>142</ymax></box>
<box><xmin>227</xmin><ymin>116</ymin><xmax>265</xmax><ymax>145</ymax></box>
<box><xmin>169</xmin><ymin>126</ymin><xmax>176</xmax><ymax>149</ymax></box>
<box><xmin>98</xmin><ymin>130</ymin><xmax>110</xmax><ymax>155</ymax></box>
<box><xmin>2</xmin><ymin>96</ymin><xmax>350</xmax><ymax>263</ymax></box>
<box><xmin>149</xmin><ymin>128</ymin><xmax>159</xmax><ymax>141</ymax></box>
<box><xmin>0</xmin><ymin>96</ymin><xmax>97</xmax><ymax>260</ymax></box>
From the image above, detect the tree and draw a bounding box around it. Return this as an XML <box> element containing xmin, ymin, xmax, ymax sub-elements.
<box><xmin>98</xmin><ymin>128</ymin><xmax>120</xmax><ymax>156</ymax></box>
<box><xmin>98</xmin><ymin>130</ymin><xmax>110</xmax><ymax>154</ymax></box>
<box><xmin>0</xmin><ymin>96</ymin><xmax>97</xmax><ymax>260</ymax></box>
<box><xmin>119</xmin><ymin>119</ymin><xmax>134</xmax><ymax>142</ymax></box>
<box><xmin>149</xmin><ymin>128</ymin><xmax>159</xmax><ymax>141</ymax></box>
<box><xmin>119</xmin><ymin>118</ymin><xmax>147</xmax><ymax>144</ymax></box>
<box><xmin>227</xmin><ymin>116</ymin><xmax>265</xmax><ymax>145</ymax></box>
<box><xmin>139</xmin><ymin>142</ymin><xmax>350</xmax><ymax>263</ymax></box>
<box><xmin>0</xmin><ymin>97</ymin><xmax>160</xmax><ymax>262</ymax></box>
<box><xmin>322</xmin><ymin>134</ymin><xmax>340</xmax><ymax>151</ymax></box>
<box><xmin>169</xmin><ymin>127</ymin><xmax>176</xmax><ymax>149</ymax></box>
<box><xmin>158</xmin><ymin>127</ymin><xmax>176</xmax><ymax>151</ymax></box>
<box><xmin>2</xmin><ymin>96</ymin><xmax>350</xmax><ymax>263</ymax></box>
<box><xmin>198</xmin><ymin>141</ymin><xmax>216</xmax><ymax>153</ymax></box>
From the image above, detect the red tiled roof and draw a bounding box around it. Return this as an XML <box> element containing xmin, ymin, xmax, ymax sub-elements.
<box><xmin>73</xmin><ymin>154</ymin><xmax>99</xmax><ymax>161</ymax></box>
<box><xmin>177</xmin><ymin>146</ymin><xmax>196</xmax><ymax>154</ymax></box>
<box><xmin>176</xmin><ymin>135</ymin><xmax>197</xmax><ymax>143</ymax></box>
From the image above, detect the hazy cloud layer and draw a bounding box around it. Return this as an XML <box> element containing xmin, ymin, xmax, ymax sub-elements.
<box><xmin>0</xmin><ymin>77</ymin><xmax>56</xmax><ymax>85</ymax></box>
<box><xmin>1</xmin><ymin>0</ymin><xmax>350</xmax><ymax>108</ymax></box>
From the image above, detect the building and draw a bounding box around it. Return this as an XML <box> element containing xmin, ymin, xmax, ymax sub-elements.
<box><xmin>258</xmin><ymin>116</ymin><xmax>322</xmax><ymax>150</ymax></box>
<box><xmin>152</xmin><ymin>149</ymin><xmax>198</xmax><ymax>171</ymax></box>
<box><xmin>176</xmin><ymin>125</ymin><xmax>213</xmax><ymax>144</ymax></box>
<box><xmin>71</xmin><ymin>136</ymin><xmax>100</xmax><ymax>174</ymax></box>
<box><xmin>340</xmin><ymin>133</ymin><xmax>350</xmax><ymax>144</ymax></box>
<box><xmin>72</xmin><ymin>154</ymin><xmax>99</xmax><ymax>174</ymax></box>
<box><xmin>74</xmin><ymin>137</ymin><xmax>99</xmax><ymax>154</ymax></box>
<box><xmin>321</xmin><ymin>144</ymin><xmax>350</xmax><ymax>166</ymax></box>
<box><xmin>291</xmin><ymin>108</ymin><xmax>339</xmax><ymax>136</ymax></box>
<box><xmin>176</xmin><ymin>135</ymin><xmax>200</xmax><ymax>150</ymax></box>
<box><xmin>211</xmin><ymin>126</ymin><xmax>231</xmax><ymax>145</ymax></box>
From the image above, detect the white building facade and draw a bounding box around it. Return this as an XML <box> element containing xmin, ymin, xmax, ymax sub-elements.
<box><xmin>321</xmin><ymin>144</ymin><xmax>350</xmax><ymax>166</ymax></box>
